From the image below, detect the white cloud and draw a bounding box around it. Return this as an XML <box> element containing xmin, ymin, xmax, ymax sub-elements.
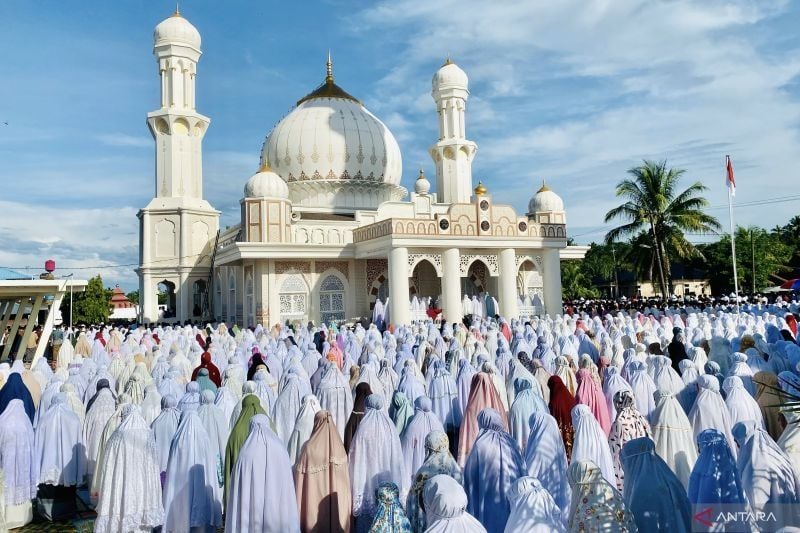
<box><xmin>0</xmin><ymin>201</ymin><xmax>140</xmax><ymax>290</ymax></box>
<box><xmin>353</xmin><ymin>0</ymin><xmax>800</xmax><ymax>240</ymax></box>
<box><xmin>96</xmin><ymin>133</ymin><xmax>152</xmax><ymax>148</ymax></box>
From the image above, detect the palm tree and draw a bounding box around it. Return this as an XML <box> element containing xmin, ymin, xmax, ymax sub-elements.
<box><xmin>604</xmin><ymin>160</ymin><xmax>721</xmax><ymax>297</ymax></box>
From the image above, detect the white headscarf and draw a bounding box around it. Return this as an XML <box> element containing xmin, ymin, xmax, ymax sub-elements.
<box><xmin>224</xmin><ymin>414</ymin><xmax>300</xmax><ymax>532</ymax></box>
<box><xmin>722</xmin><ymin>376</ymin><xmax>764</xmax><ymax>429</ymax></box>
<box><xmin>650</xmin><ymin>391</ymin><xmax>697</xmax><ymax>489</ymax></box>
<box><xmin>505</xmin><ymin>476</ymin><xmax>565</xmax><ymax>532</ymax></box>
<box><xmin>348</xmin><ymin>394</ymin><xmax>408</xmax><ymax>526</ymax></box>
<box><xmin>570</xmin><ymin>404</ymin><xmax>615</xmax><ymax>485</ymax></box>
<box><xmin>423</xmin><ymin>474</ymin><xmax>487</xmax><ymax>533</ymax></box>
<box><xmin>94</xmin><ymin>406</ymin><xmax>163</xmax><ymax>533</ymax></box>
<box><xmin>287</xmin><ymin>394</ymin><xmax>321</xmax><ymax>464</ymax></box>
<box><xmin>0</xmin><ymin>399</ymin><xmax>37</xmax><ymax>505</ymax></box>
<box><xmin>162</xmin><ymin>410</ymin><xmax>223</xmax><ymax>532</ymax></box>
<box><xmin>733</xmin><ymin>420</ymin><xmax>800</xmax><ymax>525</ymax></box>
<box><xmin>688</xmin><ymin>375</ymin><xmax>737</xmax><ymax>458</ymax></box>
<box><xmin>34</xmin><ymin>394</ymin><xmax>85</xmax><ymax>487</ymax></box>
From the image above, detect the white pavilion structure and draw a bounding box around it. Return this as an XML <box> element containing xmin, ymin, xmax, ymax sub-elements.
<box><xmin>137</xmin><ymin>10</ymin><xmax>585</xmax><ymax>327</ymax></box>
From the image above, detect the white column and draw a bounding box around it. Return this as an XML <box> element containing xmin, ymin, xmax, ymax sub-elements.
<box><xmin>498</xmin><ymin>248</ymin><xmax>518</xmax><ymax>319</ymax></box>
<box><xmin>141</xmin><ymin>272</ymin><xmax>155</xmax><ymax>323</ymax></box>
<box><xmin>388</xmin><ymin>247</ymin><xmax>410</xmax><ymax>326</ymax></box>
<box><xmin>441</xmin><ymin>248</ymin><xmax>461</xmax><ymax>324</ymax></box>
<box><xmin>542</xmin><ymin>248</ymin><xmax>563</xmax><ymax>317</ymax></box>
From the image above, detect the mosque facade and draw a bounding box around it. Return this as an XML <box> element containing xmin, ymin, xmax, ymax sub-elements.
<box><xmin>137</xmin><ymin>11</ymin><xmax>582</xmax><ymax>327</ymax></box>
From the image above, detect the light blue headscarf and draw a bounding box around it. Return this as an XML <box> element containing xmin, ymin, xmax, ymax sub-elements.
<box><xmin>688</xmin><ymin>428</ymin><xmax>746</xmax><ymax>505</ymax></box>
<box><xmin>368</xmin><ymin>482</ymin><xmax>412</xmax><ymax>533</ymax></box>
<box><xmin>508</xmin><ymin>378</ymin><xmax>547</xmax><ymax>451</ymax></box>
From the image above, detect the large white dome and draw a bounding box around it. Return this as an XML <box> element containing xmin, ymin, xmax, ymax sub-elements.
<box><xmin>261</xmin><ymin>82</ymin><xmax>402</xmax><ymax>187</ymax></box>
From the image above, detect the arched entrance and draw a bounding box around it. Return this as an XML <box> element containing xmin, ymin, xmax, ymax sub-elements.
<box><xmin>517</xmin><ymin>259</ymin><xmax>544</xmax><ymax>316</ymax></box>
<box><xmin>410</xmin><ymin>259</ymin><xmax>440</xmax><ymax>321</ymax></box>
<box><xmin>192</xmin><ymin>279</ymin><xmax>207</xmax><ymax>318</ymax></box>
<box><xmin>157</xmin><ymin>280</ymin><xmax>176</xmax><ymax>320</ymax></box>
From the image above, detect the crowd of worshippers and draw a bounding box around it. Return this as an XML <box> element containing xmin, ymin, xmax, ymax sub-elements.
<box><xmin>0</xmin><ymin>304</ymin><xmax>799</xmax><ymax>533</ymax></box>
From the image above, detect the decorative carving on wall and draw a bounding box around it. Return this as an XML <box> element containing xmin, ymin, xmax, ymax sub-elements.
<box><xmin>459</xmin><ymin>254</ymin><xmax>499</xmax><ymax>276</ymax></box>
<box><xmin>366</xmin><ymin>259</ymin><xmax>388</xmax><ymax>293</ymax></box>
<box><xmin>275</xmin><ymin>261</ymin><xmax>310</xmax><ymax>275</ymax></box>
<box><xmin>407</xmin><ymin>250</ymin><xmax>443</xmax><ymax>276</ymax></box>
<box><xmin>315</xmin><ymin>260</ymin><xmax>349</xmax><ymax>281</ymax></box>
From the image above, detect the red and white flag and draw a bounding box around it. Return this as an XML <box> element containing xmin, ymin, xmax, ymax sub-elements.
<box><xmin>726</xmin><ymin>155</ymin><xmax>736</xmax><ymax>196</ymax></box>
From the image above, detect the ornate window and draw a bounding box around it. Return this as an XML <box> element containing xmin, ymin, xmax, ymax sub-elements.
<box><xmin>279</xmin><ymin>274</ymin><xmax>307</xmax><ymax>322</ymax></box>
<box><xmin>319</xmin><ymin>275</ymin><xmax>345</xmax><ymax>324</ymax></box>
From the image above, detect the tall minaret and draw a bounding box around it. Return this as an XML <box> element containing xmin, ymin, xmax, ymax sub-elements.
<box><xmin>429</xmin><ymin>59</ymin><xmax>477</xmax><ymax>204</ymax></box>
<box><xmin>138</xmin><ymin>8</ymin><xmax>219</xmax><ymax>324</ymax></box>
<box><xmin>147</xmin><ymin>7</ymin><xmax>209</xmax><ymax>199</ymax></box>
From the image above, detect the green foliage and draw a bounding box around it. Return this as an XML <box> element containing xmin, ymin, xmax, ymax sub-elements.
<box><xmin>604</xmin><ymin>160</ymin><xmax>721</xmax><ymax>295</ymax></box>
<box><xmin>125</xmin><ymin>290</ymin><xmax>139</xmax><ymax>305</ymax></box>
<box><xmin>60</xmin><ymin>275</ymin><xmax>113</xmax><ymax>325</ymax></box>
<box><xmin>698</xmin><ymin>226</ymin><xmax>793</xmax><ymax>294</ymax></box>
<box><xmin>561</xmin><ymin>261</ymin><xmax>600</xmax><ymax>300</ymax></box>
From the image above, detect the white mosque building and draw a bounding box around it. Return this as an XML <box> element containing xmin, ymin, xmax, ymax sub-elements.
<box><xmin>137</xmin><ymin>10</ymin><xmax>585</xmax><ymax>327</ymax></box>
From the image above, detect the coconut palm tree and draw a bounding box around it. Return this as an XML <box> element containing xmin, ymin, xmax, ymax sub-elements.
<box><xmin>604</xmin><ymin>160</ymin><xmax>721</xmax><ymax>297</ymax></box>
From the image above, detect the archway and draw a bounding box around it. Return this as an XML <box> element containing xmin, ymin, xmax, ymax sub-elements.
<box><xmin>517</xmin><ymin>259</ymin><xmax>544</xmax><ymax>315</ymax></box>
<box><xmin>411</xmin><ymin>259</ymin><xmax>441</xmax><ymax>321</ymax></box>
<box><xmin>192</xmin><ymin>279</ymin><xmax>207</xmax><ymax>318</ymax></box>
<box><xmin>157</xmin><ymin>280</ymin><xmax>176</xmax><ymax>320</ymax></box>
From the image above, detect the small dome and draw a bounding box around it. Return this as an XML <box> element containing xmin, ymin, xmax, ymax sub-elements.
<box><xmin>154</xmin><ymin>11</ymin><xmax>201</xmax><ymax>50</ymax></box>
<box><xmin>474</xmin><ymin>181</ymin><xmax>487</xmax><ymax>196</ymax></box>
<box><xmin>528</xmin><ymin>182</ymin><xmax>564</xmax><ymax>214</ymax></box>
<box><xmin>432</xmin><ymin>59</ymin><xmax>468</xmax><ymax>92</ymax></box>
<box><xmin>244</xmin><ymin>164</ymin><xmax>289</xmax><ymax>199</ymax></box>
<box><xmin>414</xmin><ymin>169</ymin><xmax>431</xmax><ymax>195</ymax></box>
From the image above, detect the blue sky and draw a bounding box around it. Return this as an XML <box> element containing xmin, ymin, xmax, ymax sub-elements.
<box><xmin>1</xmin><ymin>0</ymin><xmax>799</xmax><ymax>291</ymax></box>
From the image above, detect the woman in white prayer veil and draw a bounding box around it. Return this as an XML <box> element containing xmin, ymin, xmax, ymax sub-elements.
<box><xmin>733</xmin><ymin>420</ymin><xmax>800</xmax><ymax>529</ymax></box>
<box><xmin>504</xmin><ymin>476</ymin><xmax>566</xmax><ymax>533</ymax></box>
<box><xmin>56</xmin><ymin>337</ymin><xmax>75</xmax><ymax>371</ymax></box>
<box><xmin>151</xmin><ymin>394</ymin><xmax>181</xmax><ymax>480</ymax></box>
<box><xmin>627</xmin><ymin>360</ymin><xmax>656</xmax><ymax>422</ymax></box>
<box><xmin>349</xmin><ymin>394</ymin><xmax>408</xmax><ymax>533</ymax></box>
<box><xmin>94</xmin><ymin>405</ymin><xmax>163</xmax><ymax>533</ymax></box>
<box><xmin>423</xmin><ymin>474</ymin><xmax>486</xmax><ymax>533</ymax></box>
<box><xmin>0</xmin><ymin>399</ymin><xmax>37</xmax><ymax>529</ymax></box>
<box><xmin>287</xmin><ymin>394</ymin><xmax>321</xmax><ymax>464</ymax></box>
<box><xmin>650</xmin><ymin>390</ymin><xmax>697</xmax><ymax>489</ymax></box>
<box><xmin>650</xmin><ymin>355</ymin><xmax>685</xmax><ymax>396</ymax></box>
<box><xmin>525</xmin><ymin>412</ymin><xmax>571</xmax><ymax>525</ymax></box>
<box><xmin>722</xmin><ymin>375</ymin><xmax>765</xmax><ymax>429</ymax></box>
<box><xmin>689</xmin><ymin>375</ymin><xmax>737</xmax><ymax>457</ymax></box>
<box><xmin>570</xmin><ymin>404</ymin><xmax>615</xmax><ymax>485</ymax></box>
<box><xmin>196</xmin><ymin>390</ymin><xmax>228</xmax><ymax>488</ymax></box>
<box><xmin>35</xmin><ymin>393</ymin><xmax>85</xmax><ymax>489</ymax></box>
<box><xmin>272</xmin><ymin>373</ymin><xmax>304</xmax><ymax>445</ymax></box>
<box><xmin>225</xmin><ymin>414</ymin><xmax>300</xmax><ymax>532</ymax></box>
<box><xmin>316</xmin><ymin>362</ymin><xmax>354</xmax><ymax>441</ymax></box>
<box><xmin>162</xmin><ymin>410</ymin><xmax>223</xmax><ymax>533</ymax></box>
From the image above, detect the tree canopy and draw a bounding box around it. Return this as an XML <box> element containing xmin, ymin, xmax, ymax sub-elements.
<box><xmin>604</xmin><ymin>160</ymin><xmax>721</xmax><ymax>295</ymax></box>
<box><xmin>60</xmin><ymin>275</ymin><xmax>112</xmax><ymax>325</ymax></box>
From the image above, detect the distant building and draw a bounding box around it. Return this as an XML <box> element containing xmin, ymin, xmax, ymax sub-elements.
<box><xmin>594</xmin><ymin>264</ymin><xmax>711</xmax><ymax>299</ymax></box>
<box><xmin>109</xmin><ymin>285</ymin><xmax>138</xmax><ymax>321</ymax></box>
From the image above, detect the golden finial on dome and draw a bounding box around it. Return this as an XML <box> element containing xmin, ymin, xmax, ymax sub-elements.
<box><xmin>326</xmin><ymin>50</ymin><xmax>333</xmax><ymax>83</ymax></box>
<box><xmin>474</xmin><ymin>181</ymin><xmax>487</xmax><ymax>195</ymax></box>
<box><xmin>171</xmin><ymin>2</ymin><xmax>181</xmax><ymax>17</ymax></box>
<box><xmin>537</xmin><ymin>180</ymin><xmax>551</xmax><ymax>193</ymax></box>
<box><xmin>417</xmin><ymin>168</ymin><xmax>425</xmax><ymax>180</ymax></box>
<box><xmin>258</xmin><ymin>160</ymin><xmax>273</xmax><ymax>173</ymax></box>
<box><xmin>443</xmin><ymin>54</ymin><xmax>452</xmax><ymax>66</ymax></box>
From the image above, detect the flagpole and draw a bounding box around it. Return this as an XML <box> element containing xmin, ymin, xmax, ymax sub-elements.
<box><xmin>726</xmin><ymin>155</ymin><xmax>740</xmax><ymax>312</ymax></box>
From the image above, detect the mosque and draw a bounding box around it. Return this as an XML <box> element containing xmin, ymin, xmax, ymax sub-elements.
<box><xmin>137</xmin><ymin>10</ymin><xmax>584</xmax><ymax>327</ymax></box>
